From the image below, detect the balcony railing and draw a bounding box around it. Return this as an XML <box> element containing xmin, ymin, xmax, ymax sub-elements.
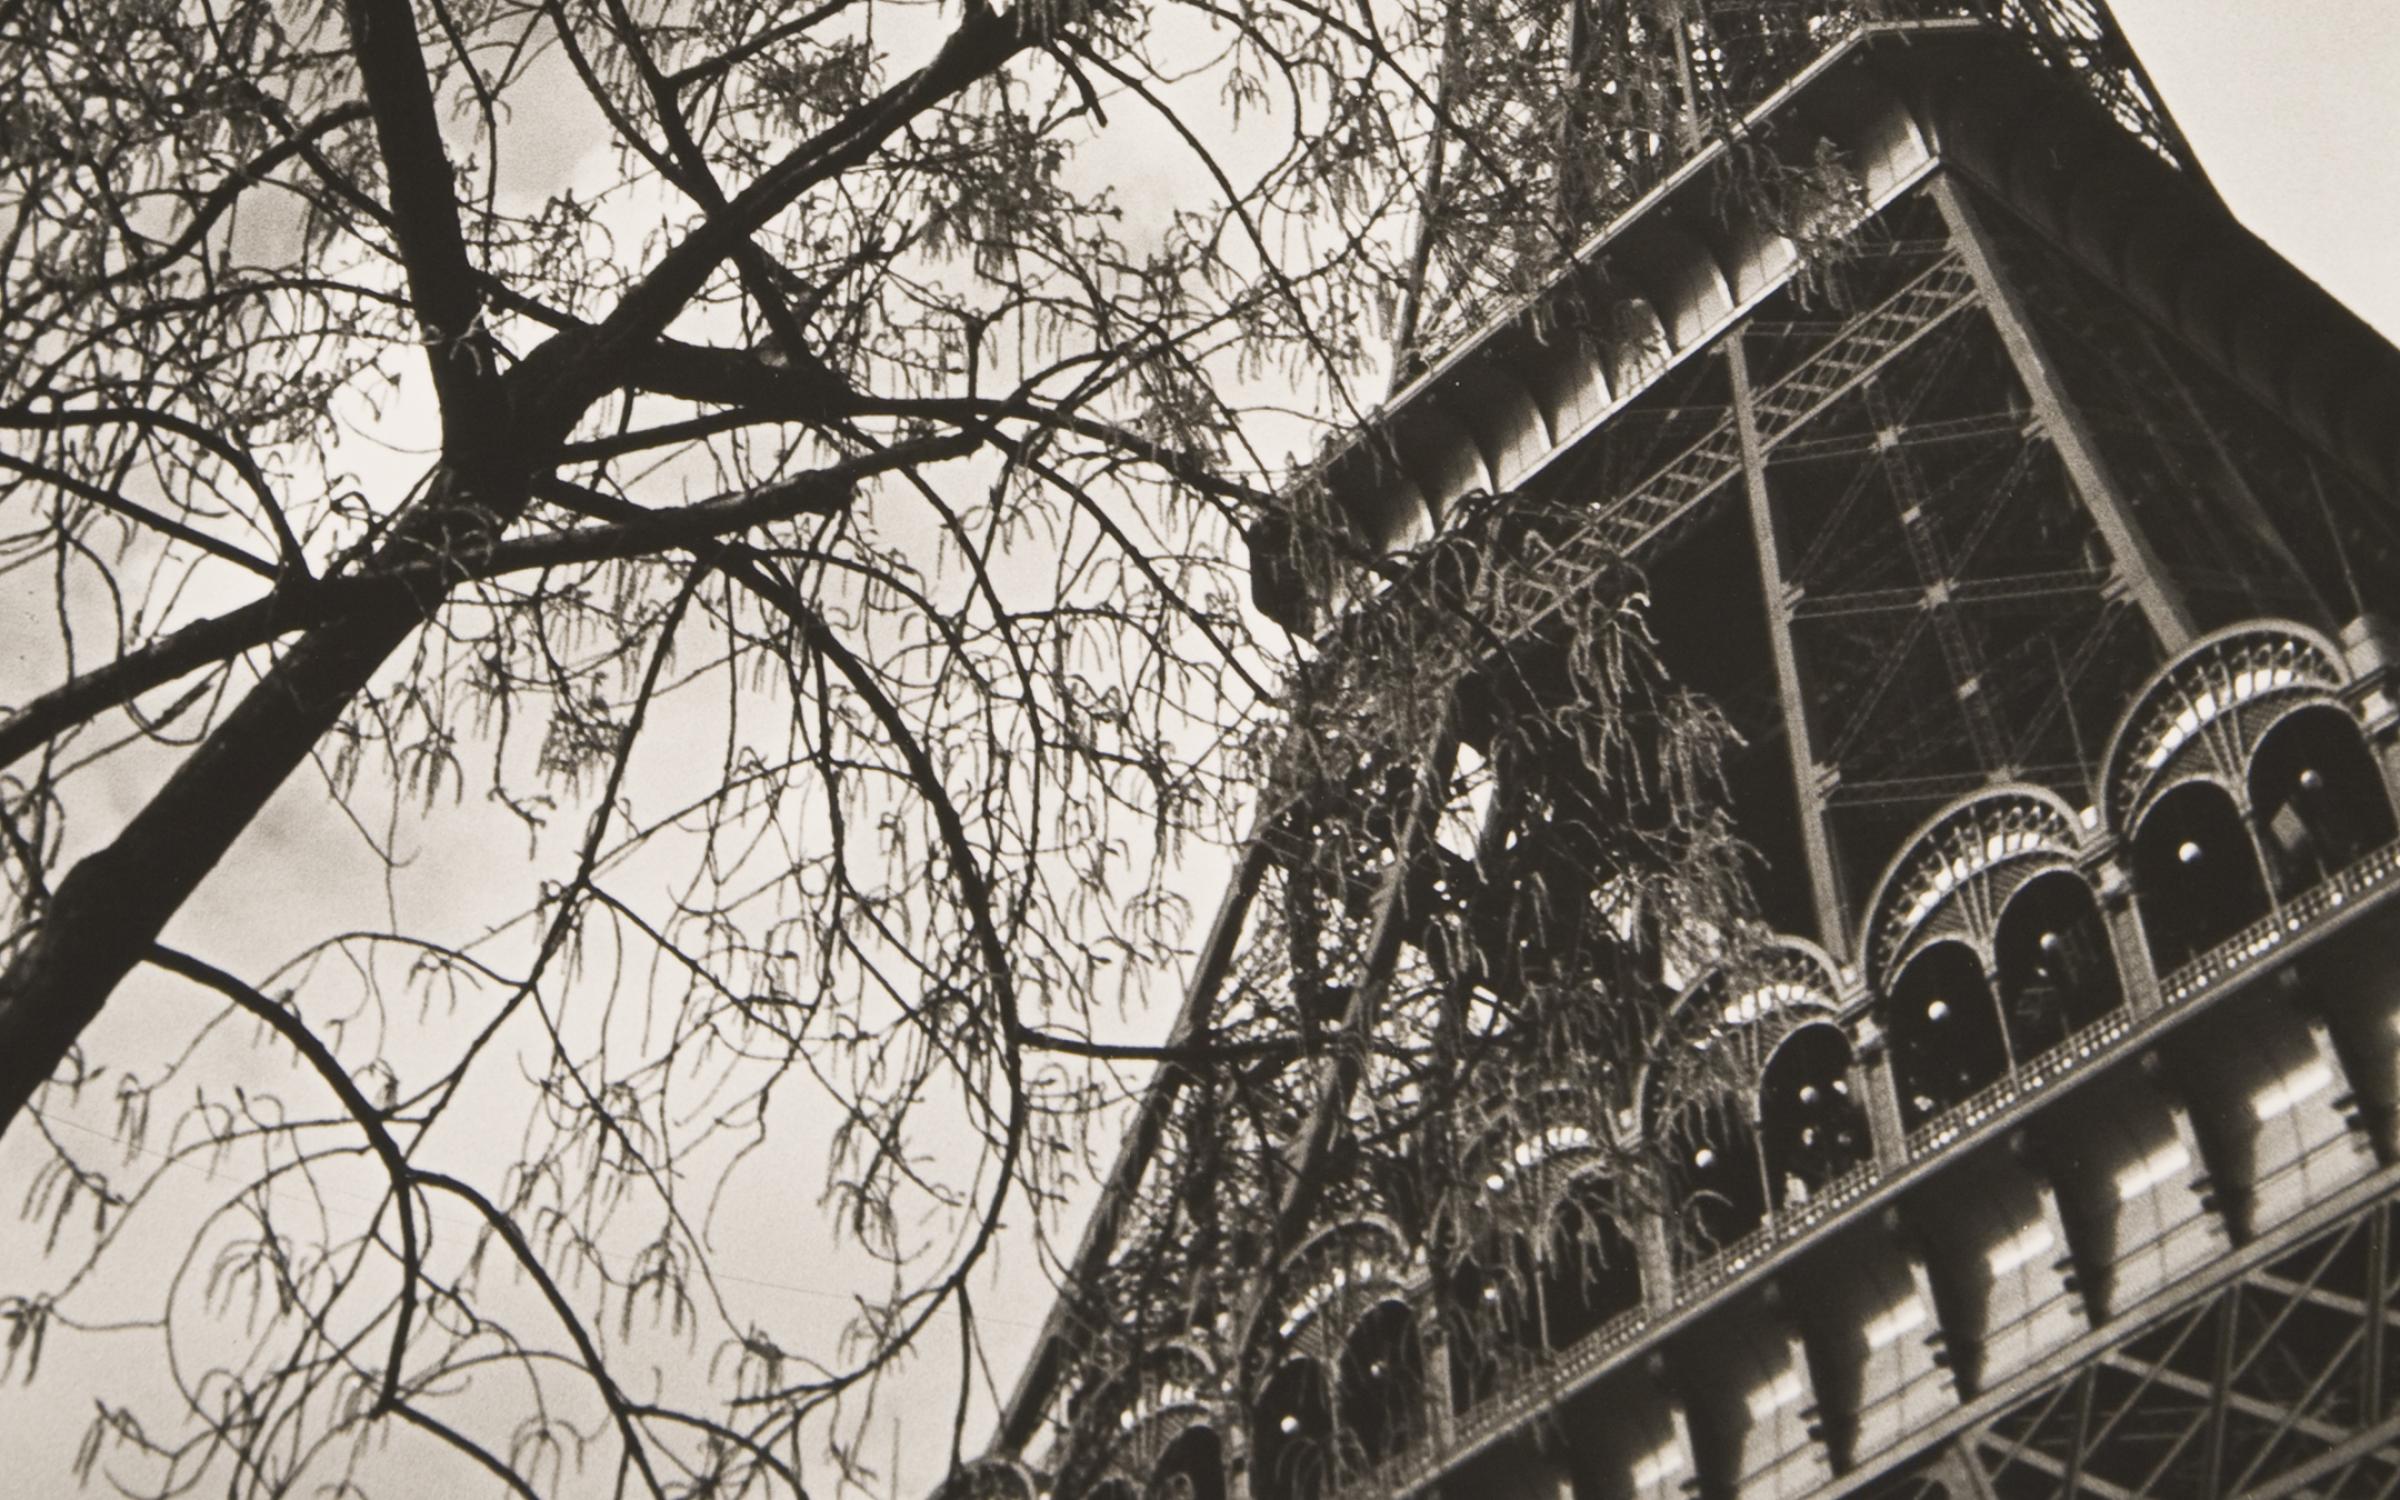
<box><xmin>1312</xmin><ymin>840</ymin><xmax>2400</xmax><ymax>1500</ymax></box>
<box><xmin>1903</xmin><ymin>1008</ymin><xmax>2135</xmax><ymax>1163</ymax></box>
<box><xmin>2160</xmin><ymin>842</ymin><xmax>2400</xmax><ymax>1007</ymax></box>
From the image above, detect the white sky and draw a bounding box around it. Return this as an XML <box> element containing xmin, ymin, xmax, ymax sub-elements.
<box><xmin>2113</xmin><ymin>1</ymin><xmax>2400</xmax><ymax>341</ymax></box>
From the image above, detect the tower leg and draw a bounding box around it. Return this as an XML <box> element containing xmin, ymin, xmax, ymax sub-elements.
<box><xmin>1931</xmin><ymin>173</ymin><xmax>2195</xmax><ymax>655</ymax></box>
<box><xmin>1727</xmin><ymin>336</ymin><xmax>1852</xmax><ymax>960</ymax></box>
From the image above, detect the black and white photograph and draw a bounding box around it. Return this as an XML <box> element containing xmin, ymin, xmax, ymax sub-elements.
<box><xmin>3</xmin><ymin>2</ymin><xmax>2397</xmax><ymax>1496</ymax></box>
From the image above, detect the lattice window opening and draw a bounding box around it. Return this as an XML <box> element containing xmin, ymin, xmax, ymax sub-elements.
<box><xmin>1332</xmin><ymin>1299</ymin><xmax>1432</xmax><ymax>1472</ymax></box>
<box><xmin>2131</xmin><ymin>781</ymin><xmax>2294</xmax><ymax>976</ymax></box>
<box><xmin>1439</xmin><ymin>1231</ymin><xmax>1547</xmax><ymax>1412</ymax></box>
<box><xmin>1148</xmin><ymin>1426</ymin><xmax>1229</xmax><ymax>1500</ymax></box>
<box><xmin>1537</xmin><ymin>1173</ymin><xmax>1650</xmax><ymax>1347</ymax></box>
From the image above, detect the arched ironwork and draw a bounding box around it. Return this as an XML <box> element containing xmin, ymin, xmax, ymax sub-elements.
<box><xmin>1538</xmin><ymin>1172</ymin><xmax>1645</xmax><ymax>1346</ymax></box>
<box><xmin>1244</xmin><ymin>1216</ymin><xmax>1415</xmax><ymax>1373</ymax></box>
<box><xmin>1635</xmin><ymin>940</ymin><xmax>1846</xmax><ymax>1139</ymax></box>
<box><xmin>1993</xmin><ymin>869</ymin><xmax>2123</xmax><ymax>1058</ymax></box>
<box><xmin>1334</xmin><ymin>1299</ymin><xmax>1426</xmax><ymax>1469</ymax></box>
<box><xmin>2248</xmin><ymin>702</ymin><xmax>2398</xmax><ymax>897</ymax></box>
<box><xmin>1759</xmin><ymin>1021</ymin><xmax>1873</xmax><ymax>1209</ymax></box>
<box><xmin>1634</xmin><ymin>943</ymin><xmax>1838</xmax><ymax>1263</ymax></box>
<box><xmin>2101</xmin><ymin>621</ymin><xmax>2349</xmax><ymax>838</ymax></box>
<box><xmin>1072</xmin><ymin>1343</ymin><xmax>1223</xmax><ymax>1499</ymax></box>
<box><xmin>2132</xmin><ymin>780</ymin><xmax>2272</xmax><ymax>972</ymax></box>
<box><xmin>1440</xmin><ymin>1233</ymin><xmax>1540</xmax><ymax>1412</ymax></box>
<box><xmin>1146</xmin><ymin>1425</ymin><xmax>1226</xmax><ymax>1500</ymax></box>
<box><xmin>1251</xmin><ymin>1358</ymin><xmax>1333</xmax><ymax>1500</ymax></box>
<box><xmin>1886</xmin><ymin>940</ymin><xmax>2010</xmax><ymax>1129</ymax></box>
<box><xmin>1463</xmin><ymin>1081</ymin><xmax>1615</xmax><ymax>1209</ymax></box>
<box><xmin>1860</xmin><ymin>787</ymin><xmax>2087</xmax><ymax>996</ymax></box>
<box><xmin>1658</xmin><ymin>1091</ymin><xmax>1769</xmax><ymax>1262</ymax></box>
<box><xmin>933</xmin><ymin>1458</ymin><xmax>1041</xmax><ymax>1500</ymax></box>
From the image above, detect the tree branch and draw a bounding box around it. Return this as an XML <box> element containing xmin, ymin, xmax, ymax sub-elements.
<box><xmin>0</xmin><ymin>451</ymin><xmax>278</xmax><ymax>579</ymax></box>
<box><xmin>0</xmin><ymin>436</ymin><xmax>976</xmax><ymax>773</ymax></box>
<box><xmin>144</xmin><ymin>945</ymin><xmax>423</xmax><ymax>1416</ymax></box>
<box><xmin>338</xmin><ymin>0</ymin><xmax>501</xmax><ymax>433</ymax></box>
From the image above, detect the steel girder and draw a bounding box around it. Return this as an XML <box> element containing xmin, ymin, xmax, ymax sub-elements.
<box><xmin>1842</xmin><ymin>1188</ymin><xmax>2400</xmax><ymax>1500</ymax></box>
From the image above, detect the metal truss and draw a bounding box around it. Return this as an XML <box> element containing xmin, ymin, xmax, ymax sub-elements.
<box><xmin>1844</xmin><ymin>1188</ymin><xmax>2400</xmax><ymax>1500</ymax></box>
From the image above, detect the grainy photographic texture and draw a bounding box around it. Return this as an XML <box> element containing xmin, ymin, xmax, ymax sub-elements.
<box><xmin>0</xmin><ymin>3</ymin><xmax>2394</xmax><ymax>1499</ymax></box>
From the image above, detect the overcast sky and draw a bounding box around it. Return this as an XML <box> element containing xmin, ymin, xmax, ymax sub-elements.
<box><xmin>2112</xmin><ymin>1</ymin><xmax>2400</xmax><ymax>339</ymax></box>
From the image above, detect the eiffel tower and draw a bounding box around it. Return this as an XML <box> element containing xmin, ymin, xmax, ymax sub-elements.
<box><xmin>973</xmin><ymin>6</ymin><xmax>2400</xmax><ymax>1498</ymax></box>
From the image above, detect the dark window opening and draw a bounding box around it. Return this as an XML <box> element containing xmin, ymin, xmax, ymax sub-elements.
<box><xmin>1336</xmin><ymin>1300</ymin><xmax>1425</xmax><ymax>1469</ymax></box>
<box><xmin>1540</xmin><ymin>1179</ymin><xmax>1644</xmax><ymax>1347</ymax></box>
<box><xmin>1660</xmin><ymin>1095</ymin><xmax>1769</xmax><ymax>1259</ymax></box>
<box><xmin>1147</xmin><ymin>1426</ymin><xmax>1225</xmax><ymax>1500</ymax></box>
<box><xmin>2249</xmin><ymin>704</ymin><xmax>2397</xmax><ymax>897</ymax></box>
<box><xmin>1887</xmin><ymin>942</ymin><xmax>2009</xmax><ymax>1127</ymax></box>
<box><xmin>2132</xmin><ymin>780</ymin><xmax>2271</xmax><ymax>971</ymax></box>
<box><xmin>1994</xmin><ymin>870</ymin><xmax>2123</xmax><ymax>1057</ymax></box>
<box><xmin>1759</xmin><ymin>1023</ymin><xmax>1872</xmax><ymax>1206</ymax></box>
<box><xmin>1441</xmin><ymin>1237</ymin><xmax>1538</xmax><ymax>1412</ymax></box>
<box><xmin>1252</xmin><ymin>1360</ymin><xmax>1332</xmax><ymax>1500</ymax></box>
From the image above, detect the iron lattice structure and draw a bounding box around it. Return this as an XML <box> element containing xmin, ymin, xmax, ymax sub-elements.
<box><xmin>973</xmin><ymin>6</ymin><xmax>2400</xmax><ymax>1500</ymax></box>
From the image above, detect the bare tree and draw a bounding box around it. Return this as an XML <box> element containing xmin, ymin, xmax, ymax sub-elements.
<box><xmin>0</xmin><ymin>0</ymin><xmax>1812</xmax><ymax>1494</ymax></box>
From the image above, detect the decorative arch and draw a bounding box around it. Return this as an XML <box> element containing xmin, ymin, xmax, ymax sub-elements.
<box><xmin>1463</xmin><ymin>1082</ymin><xmax>1616</xmax><ymax>1208</ymax></box>
<box><xmin>1250</xmin><ymin>1357</ymin><xmax>1333</xmax><ymax>1500</ymax></box>
<box><xmin>2247</xmin><ymin>701</ymin><xmax>2398</xmax><ymax>895</ymax></box>
<box><xmin>1334</xmin><ymin>1298</ymin><xmax>1426</xmax><ymax>1470</ymax></box>
<box><xmin>1537</xmin><ymin>1171</ymin><xmax>1645</xmax><ymax>1347</ymax></box>
<box><xmin>2101</xmin><ymin>621</ymin><xmax>2349</xmax><ymax>838</ymax></box>
<box><xmin>1634</xmin><ymin>939</ymin><xmax>1845</xmax><ymax>1140</ymax></box>
<box><xmin>1993</xmin><ymin>868</ymin><xmax>2124</xmax><ymax>1057</ymax></box>
<box><xmin>933</xmin><ymin>1457</ymin><xmax>1040</xmax><ymax>1500</ymax></box>
<box><xmin>1758</xmin><ymin>1021</ymin><xmax>1872</xmax><ymax>1208</ymax></box>
<box><xmin>1885</xmin><ymin>939</ymin><xmax>2010</xmax><ymax>1129</ymax></box>
<box><xmin>1077</xmin><ymin>1344</ymin><xmax>1222</xmax><ymax>1495</ymax></box>
<box><xmin>1860</xmin><ymin>786</ymin><xmax>2087</xmax><ymax>995</ymax></box>
<box><xmin>2132</xmin><ymin>779</ymin><xmax>2272</xmax><ymax>972</ymax></box>
<box><xmin>1634</xmin><ymin>942</ymin><xmax>1838</xmax><ymax>1264</ymax></box>
<box><xmin>1146</xmin><ymin>1424</ymin><xmax>1226</xmax><ymax>1500</ymax></box>
<box><xmin>1243</xmin><ymin>1216</ymin><xmax>1415</xmax><ymax>1374</ymax></box>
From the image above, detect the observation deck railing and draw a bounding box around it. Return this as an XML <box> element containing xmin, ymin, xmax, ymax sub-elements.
<box><xmin>1318</xmin><ymin>839</ymin><xmax>2400</xmax><ymax>1500</ymax></box>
